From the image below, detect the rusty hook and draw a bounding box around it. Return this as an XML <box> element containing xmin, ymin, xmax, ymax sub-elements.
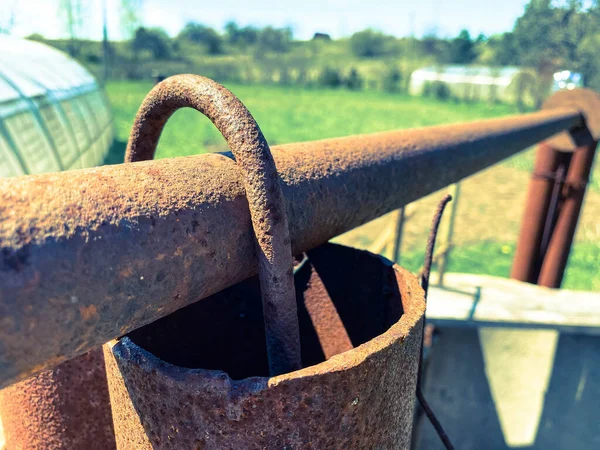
<box><xmin>125</xmin><ymin>74</ymin><xmax>301</xmax><ymax>376</ymax></box>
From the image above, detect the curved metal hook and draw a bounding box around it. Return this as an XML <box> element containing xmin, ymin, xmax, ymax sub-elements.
<box><xmin>126</xmin><ymin>74</ymin><xmax>301</xmax><ymax>376</ymax></box>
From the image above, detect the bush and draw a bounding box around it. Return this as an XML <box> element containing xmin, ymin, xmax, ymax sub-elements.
<box><xmin>349</xmin><ymin>29</ymin><xmax>390</xmax><ymax>58</ymax></box>
<box><xmin>382</xmin><ymin>66</ymin><xmax>403</xmax><ymax>92</ymax></box>
<box><xmin>345</xmin><ymin>68</ymin><xmax>363</xmax><ymax>90</ymax></box>
<box><xmin>257</xmin><ymin>27</ymin><xmax>293</xmax><ymax>53</ymax></box>
<box><xmin>318</xmin><ymin>67</ymin><xmax>342</xmax><ymax>88</ymax></box>
<box><xmin>225</xmin><ymin>22</ymin><xmax>259</xmax><ymax>47</ymax></box>
<box><xmin>132</xmin><ymin>27</ymin><xmax>172</xmax><ymax>60</ymax></box>
<box><xmin>512</xmin><ymin>71</ymin><xmax>537</xmax><ymax>111</ymax></box>
<box><xmin>178</xmin><ymin>22</ymin><xmax>224</xmax><ymax>55</ymax></box>
<box><xmin>423</xmin><ymin>81</ymin><xmax>452</xmax><ymax>101</ymax></box>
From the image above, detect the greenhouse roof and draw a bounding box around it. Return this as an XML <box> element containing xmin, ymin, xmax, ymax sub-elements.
<box><xmin>0</xmin><ymin>36</ymin><xmax>112</xmax><ymax>177</ymax></box>
<box><xmin>0</xmin><ymin>36</ymin><xmax>96</xmax><ymax>101</ymax></box>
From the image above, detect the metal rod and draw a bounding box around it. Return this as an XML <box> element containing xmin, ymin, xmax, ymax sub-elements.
<box><xmin>0</xmin><ymin>107</ymin><xmax>583</xmax><ymax>388</ymax></box>
<box><xmin>392</xmin><ymin>207</ymin><xmax>406</xmax><ymax>263</ymax></box>
<box><xmin>125</xmin><ymin>74</ymin><xmax>301</xmax><ymax>376</ymax></box>
<box><xmin>538</xmin><ymin>141</ymin><xmax>598</xmax><ymax>287</ymax></box>
<box><xmin>436</xmin><ymin>183</ymin><xmax>460</xmax><ymax>286</ymax></box>
<box><xmin>417</xmin><ymin>194</ymin><xmax>454</xmax><ymax>450</ymax></box>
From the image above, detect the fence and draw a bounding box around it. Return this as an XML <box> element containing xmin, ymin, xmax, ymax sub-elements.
<box><xmin>0</xmin><ymin>79</ymin><xmax>598</xmax><ymax>447</ymax></box>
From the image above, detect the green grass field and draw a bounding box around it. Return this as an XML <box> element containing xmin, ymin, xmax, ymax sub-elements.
<box><xmin>105</xmin><ymin>81</ymin><xmax>600</xmax><ymax>291</ymax></box>
<box><xmin>106</xmin><ymin>81</ymin><xmax>523</xmax><ymax>156</ymax></box>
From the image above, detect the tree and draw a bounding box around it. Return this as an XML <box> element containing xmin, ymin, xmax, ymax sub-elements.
<box><xmin>224</xmin><ymin>21</ymin><xmax>239</xmax><ymax>43</ymax></box>
<box><xmin>577</xmin><ymin>33</ymin><xmax>600</xmax><ymax>90</ymax></box>
<box><xmin>257</xmin><ymin>26</ymin><xmax>293</xmax><ymax>53</ymax></box>
<box><xmin>120</xmin><ymin>0</ymin><xmax>143</xmax><ymax>39</ymax></box>
<box><xmin>179</xmin><ymin>22</ymin><xmax>224</xmax><ymax>55</ymax></box>
<box><xmin>484</xmin><ymin>33</ymin><xmax>519</xmax><ymax>66</ymax></box>
<box><xmin>59</xmin><ymin>0</ymin><xmax>86</xmax><ymax>57</ymax></box>
<box><xmin>132</xmin><ymin>27</ymin><xmax>171</xmax><ymax>60</ymax></box>
<box><xmin>349</xmin><ymin>29</ymin><xmax>390</xmax><ymax>58</ymax></box>
<box><xmin>318</xmin><ymin>67</ymin><xmax>342</xmax><ymax>88</ymax></box>
<box><xmin>449</xmin><ymin>29</ymin><xmax>476</xmax><ymax>64</ymax></box>
<box><xmin>345</xmin><ymin>68</ymin><xmax>363</xmax><ymax>90</ymax></box>
<box><xmin>418</xmin><ymin>33</ymin><xmax>450</xmax><ymax>61</ymax></box>
<box><xmin>512</xmin><ymin>0</ymin><xmax>566</xmax><ymax>69</ymax></box>
<box><xmin>225</xmin><ymin>22</ymin><xmax>259</xmax><ymax>47</ymax></box>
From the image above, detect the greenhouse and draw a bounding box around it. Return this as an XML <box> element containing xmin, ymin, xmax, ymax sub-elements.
<box><xmin>0</xmin><ymin>36</ymin><xmax>113</xmax><ymax>178</ymax></box>
<box><xmin>408</xmin><ymin>65</ymin><xmax>584</xmax><ymax>106</ymax></box>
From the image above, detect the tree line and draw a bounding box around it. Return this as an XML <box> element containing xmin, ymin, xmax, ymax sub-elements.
<box><xmin>19</xmin><ymin>0</ymin><xmax>600</xmax><ymax>94</ymax></box>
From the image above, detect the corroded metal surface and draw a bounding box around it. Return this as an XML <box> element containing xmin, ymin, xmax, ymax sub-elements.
<box><xmin>0</xmin><ymin>348</ymin><xmax>115</xmax><ymax>449</ymax></box>
<box><xmin>125</xmin><ymin>74</ymin><xmax>300</xmax><ymax>375</ymax></box>
<box><xmin>0</xmin><ymin>106</ymin><xmax>583</xmax><ymax>388</ymax></box>
<box><xmin>511</xmin><ymin>142</ymin><xmax>569</xmax><ymax>283</ymax></box>
<box><xmin>538</xmin><ymin>140</ymin><xmax>598</xmax><ymax>287</ymax></box>
<box><xmin>542</xmin><ymin>88</ymin><xmax>600</xmax><ymax>151</ymax></box>
<box><xmin>514</xmin><ymin>89</ymin><xmax>600</xmax><ymax>286</ymax></box>
<box><xmin>105</xmin><ymin>243</ymin><xmax>425</xmax><ymax>449</ymax></box>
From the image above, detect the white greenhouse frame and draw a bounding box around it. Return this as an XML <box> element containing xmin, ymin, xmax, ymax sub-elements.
<box><xmin>0</xmin><ymin>37</ymin><xmax>113</xmax><ymax>178</ymax></box>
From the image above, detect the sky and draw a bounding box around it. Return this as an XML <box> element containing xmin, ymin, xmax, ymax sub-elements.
<box><xmin>1</xmin><ymin>0</ymin><xmax>532</xmax><ymax>41</ymax></box>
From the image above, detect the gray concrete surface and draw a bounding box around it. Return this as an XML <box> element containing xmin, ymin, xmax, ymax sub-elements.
<box><xmin>414</xmin><ymin>327</ymin><xmax>600</xmax><ymax>449</ymax></box>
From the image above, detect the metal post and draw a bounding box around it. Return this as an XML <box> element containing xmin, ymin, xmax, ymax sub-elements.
<box><xmin>392</xmin><ymin>207</ymin><xmax>406</xmax><ymax>263</ymax></box>
<box><xmin>512</xmin><ymin>88</ymin><xmax>600</xmax><ymax>286</ymax></box>
<box><xmin>537</xmin><ymin>141</ymin><xmax>598</xmax><ymax>287</ymax></box>
<box><xmin>511</xmin><ymin>143</ymin><xmax>567</xmax><ymax>283</ymax></box>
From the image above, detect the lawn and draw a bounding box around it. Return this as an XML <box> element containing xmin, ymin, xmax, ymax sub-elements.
<box><xmin>106</xmin><ymin>81</ymin><xmax>523</xmax><ymax>157</ymax></box>
<box><xmin>105</xmin><ymin>81</ymin><xmax>600</xmax><ymax>291</ymax></box>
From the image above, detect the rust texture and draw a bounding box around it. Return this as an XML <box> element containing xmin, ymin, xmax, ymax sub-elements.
<box><xmin>538</xmin><ymin>140</ymin><xmax>598</xmax><ymax>287</ymax></box>
<box><xmin>513</xmin><ymin>89</ymin><xmax>600</xmax><ymax>286</ymax></box>
<box><xmin>0</xmin><ymin>348</ymin><xmax>115</xmax><ymax>449</ymax></box>
<box><xmin>510</xmin><ymin>143</ymin><xmax>569</xmax><ymax>283</ymax></box>
<box><xmin>104</xmin><ymin>243</ymin><xmax>425</xmax><ymax>449</ymax></box>
<box><xmin>0</xmin><ymin>103</ymin><xmax>585</xmax><ymax>388</ymax></box>
<box><xmin>415</xmin><ymin>194</ymin><xmax>455</xmax><ymax>450</ymax></box>
<box><xmin>542</xmin><ymin>88</ymin><xmax>600</xmax><ymax>151</ymax></box>
<box><xmin>125</xmin><ymin>74</ymin><xmax>300</xmax><ymax>375</ymax></box>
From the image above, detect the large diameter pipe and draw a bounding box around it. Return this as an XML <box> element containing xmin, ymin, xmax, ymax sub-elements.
<box><xmin>0</xmin><ymin>108</ymin><xmax>583</xmax><ymax>388</ymax></box>
<box><xmin>0</xmin><ymin>348</ymin><xmax>116</xmax><ymax>450</ymax></box>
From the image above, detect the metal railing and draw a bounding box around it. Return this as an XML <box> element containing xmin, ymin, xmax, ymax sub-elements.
<box><xmin>0</xmin><ymin>89</ymin><xmax>598</xmax><ymax>389</ymax></box>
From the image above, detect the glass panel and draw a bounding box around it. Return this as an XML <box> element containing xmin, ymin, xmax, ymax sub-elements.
<box><xmin>0</xmin><ymin>132</ymin><xmax>24</xmax><ymax>177</ymax></box>
<box><xmin>4</xmin><ymin>112</ymin><xmax>60</xmax><ymax>174</ymax></box>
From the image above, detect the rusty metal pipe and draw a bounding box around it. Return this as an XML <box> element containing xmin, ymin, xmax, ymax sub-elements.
<box><xmin>510</xmin><ymin>143</ymin><xmax>568</xmax><ymax>283</ymax></box>
<box><xmin>125</xmin><ymin>75</ymin><xmax>301</xmax><ymax>376</ymax></box>
<box><xmin>0</xmin><ymin>348</ymin><xmax>115</xmax><ymax>450</ymax></box>
<box><xmin>512</xmin><ymin>88</ymin><xmax>600</xmax><ymax>286</ymax></box>
<box><xmin>105</xmin><ymin>243</ymin><xmax>424</xmax><ymax>449</ymax></box>
<box><xmin>537</xmin><ymin>140</ymin><xmax>598</xmax><ymax>287</ymax></box>
<box><xmin>0</xmin><ymin>107</ymin><xmax>584</xmax><ymax>388</ymax></box>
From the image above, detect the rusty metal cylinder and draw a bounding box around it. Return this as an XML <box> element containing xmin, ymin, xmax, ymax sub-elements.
<box><xmin>511</xmin><ymin>142</ymin><xmax>569</xmax><ymax>283</ymax></box>
<box><xmin>104</xmin><ymin>243</ymin><xmax>425</xmax><ymax>449</ymax></box>
<box><xmin>0</xmin><ymin>348</ymin><xmax>115</xmax><ymax>450</ymax></box>
<box><xmin>538</xmin><ymin>140</ymin><xmax>598</xmax><ymax>287</ymax></box>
